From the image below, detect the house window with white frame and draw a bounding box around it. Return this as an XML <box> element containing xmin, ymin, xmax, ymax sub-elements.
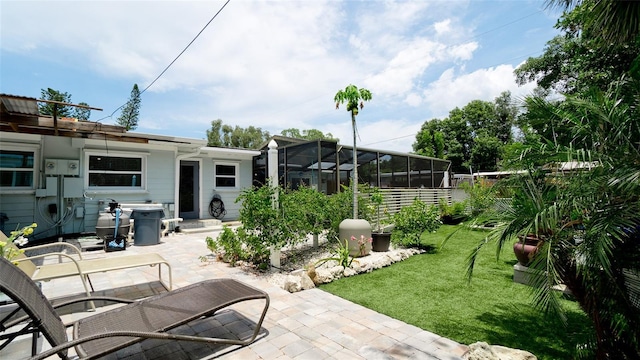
<box><xmin>0</xmin><ymin>149</ymin><xmax>36</xmax><ymax>189</ymax></box>
<box><xmin>214</xmin><ymin>163</ymin><xmax>238</xmax><ymax>188</ymax></box>
<box><xmin>86</xmin><ymin>153</ymin><xmax>144</xmax><ymax>189</ymax></box>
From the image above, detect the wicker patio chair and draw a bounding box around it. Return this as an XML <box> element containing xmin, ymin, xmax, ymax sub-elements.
<box><xmin>0</xmin><ymin>232</ymin><xmax>172</xmax><ymax>312</ymax></box>
<box><xmin>0</xmin><ymin>257</ymin><xmax>270</xmax><ymax>359</ymax></box>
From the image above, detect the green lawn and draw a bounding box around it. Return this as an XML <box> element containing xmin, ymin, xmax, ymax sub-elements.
<box><xmin>319</xmin><ymin>225</ymin><xmax>591</xmax><ymax>360</ymax></box>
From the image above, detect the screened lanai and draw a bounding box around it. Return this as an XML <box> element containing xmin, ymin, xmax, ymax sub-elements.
<box><xmin>253</xmin><ymin>137</ymin><xmax>451</xmax><ymax>194</ymax></box>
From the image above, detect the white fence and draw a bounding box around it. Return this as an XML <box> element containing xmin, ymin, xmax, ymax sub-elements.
<box><xmin>370</xmin><ymin>188</ymin><xmax>453</xmax><ymax>224</ymax></box>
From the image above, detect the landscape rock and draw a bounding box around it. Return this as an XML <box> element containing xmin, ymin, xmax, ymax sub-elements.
<box><xmin>463</xmin><ymin>342</ymin><xmax>537</xmax><ymax>360</ymax></box>
<box><xmin>265</xmin><ymin>239</ymin><xmax>425</xmax><ymax>292</ymax></box>
<box><xmin>299</xmin><ymin>272</ymin><xmax>316</xmax><ymax>290</ymax></box>
<box><xmin>282</xmin><ymin>275</ymin><xmax>302</xmax><ymax>293</ymax></box>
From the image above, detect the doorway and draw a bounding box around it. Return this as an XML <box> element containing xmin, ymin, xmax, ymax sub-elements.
<box><xmin>179</xmin><ymin>161</ymin><xmax>199</xmax><ymax>219</ymax></box>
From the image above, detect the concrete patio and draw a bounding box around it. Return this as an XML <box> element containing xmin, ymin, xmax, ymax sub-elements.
<box><xmin>3</xmin><ymin>227</ymin><xmax>469</xmax><ymax>360</ymax></box>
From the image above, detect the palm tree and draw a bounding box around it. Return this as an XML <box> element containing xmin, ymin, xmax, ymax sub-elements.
<box><xmin>334</xmin><ymin>84</ymin><xmax>372</xmax><ymax>219</ymax></box>
<box><xmin>469</xmin><ymin>77</ymin><xmax>640</xmax><ymax>359</ymax></box>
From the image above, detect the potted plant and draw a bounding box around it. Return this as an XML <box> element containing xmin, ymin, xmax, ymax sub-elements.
<box><xmin>370</xmin><ymin>187</ymin><xmax>392</xmax><ymax>252</ymax></box>
<box><xmin>438</xmin><ymin>198</ymin><xmax>468</xmax><ymax>225</ymax></box>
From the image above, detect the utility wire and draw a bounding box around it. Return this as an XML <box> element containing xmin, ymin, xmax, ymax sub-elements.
<box><xmin>99</xmin><ymin>0</ymin><xmax>231</xmax><ymax>121</ymax></box>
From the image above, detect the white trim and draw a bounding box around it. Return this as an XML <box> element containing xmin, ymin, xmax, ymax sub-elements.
<box><xmin>213</xmin><ymin>161</ymin><xmax>239</xmax><ymax>190</ymax></box>
<box><xmin>0</xmin><ymin>143</ymin><xmax>40</xmax><ymax>191</ymax></box>
<box><xmin>84</xmin><ymin>151</ymin><xmax>148</xmax><ymax>191</ymax></box>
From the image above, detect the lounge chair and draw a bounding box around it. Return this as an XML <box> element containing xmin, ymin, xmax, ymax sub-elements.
<box><xmin>1</xmin><ymin>232</ymin><xmax>171</xmax><ymax>310</ymax></box>
<box><xmin>0</xmin><ymin>256</ymin><xmax>270</xmax><ymax>359</ymax></box>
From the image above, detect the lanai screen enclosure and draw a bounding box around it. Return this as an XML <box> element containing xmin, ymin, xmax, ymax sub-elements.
<box><xmin>253</xmin><ymin>138</ymin><xmax>451</xmax><ymax>193</ymax></box>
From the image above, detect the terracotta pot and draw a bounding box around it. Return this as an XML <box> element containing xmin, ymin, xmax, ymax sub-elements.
<box><xmin>372</xmin><ymin>232</ymin><xmax>392</xmax><ymax>252</ymax></box>
<box><xmin>513</xmin><ymin>235</ymin><xmax>541</xmax><ymax>266</ymax></box>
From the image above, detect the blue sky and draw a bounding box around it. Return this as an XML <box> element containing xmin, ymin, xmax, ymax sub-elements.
<box><xmin>1</xmin><ymin>0</ymin><xmax>561</xmax><ymax>153</ymax></box>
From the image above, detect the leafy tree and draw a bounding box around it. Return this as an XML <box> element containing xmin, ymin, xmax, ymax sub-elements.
<box><xmin>206</xmin><ymin>119</ymin><xmax>270</xmax><ymax>149</ymax></box>
<box><xmin>73</xmin><ymin>102</ymin><xmax>91</xmax><ymax>121</ymax></box>
<box><xmin>470</xmin><ymin>131</ymin><xmax>502</xmax><ymax>172</ymax></box>
<box><xmin>493</xmin><ymin>91</ymin><xmax>518</xmax><ymax>144</ymax></box>
<box><xmin>546</xmin><ymin>0</ymin><xmax>640</xmax><ymax>47</ymax></box>
<box><xmin>206</xmin><ymin>119</ymin><xmax>224</xmax><ymax>147</ymax></box>
<box><xmin>38</xmin><ymin>88</ymin><xmax>72</xmax><ymax>117</ymax></box>
<box><xmin>414</xmin><ymin>92</ymin><xmax>517</xmax><ymax>173</ymax></box>
<box><xmin>516</xmin><ymin>2</ymin><xmax>640</xmax><ymax>94</ymax></box>
<box><xmin>116</xmin><ymin>84</ymin><xmax>141</xmax><ymax>131</ymax></box>
<box><xmin>280</xmin><ymin>128</ymin><xmax>303</xmax><ymax>139</ymax></box>
<box><xmin>334</xmin><ymin>84</ymin><xmax>372</xmax><ymax>219</ymax></box>
<box><xmin>413</xmin><ymin>119</ymin><xmax>445</xmax><ymax>158</ymax></box>
<box><xmin>280</xmin><ymin>128</ymin><xmax>338</xmax><ymax>141</ymax></box>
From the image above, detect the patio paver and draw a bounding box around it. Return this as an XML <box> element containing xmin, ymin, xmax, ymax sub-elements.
<box><xmin>8</xmin><ymin>229</ymin><xmax>468</xmax><ymax>360</ymax></box>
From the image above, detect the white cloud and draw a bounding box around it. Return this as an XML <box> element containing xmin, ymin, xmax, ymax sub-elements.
<box><xmin>422</xmin><ymin>65</ymin><xmax>537</xmax><ymax>117</ymax></box>
<box><xmin>1</xmin><ymin>0</ymin><xmax>557</xmax><ymax>154</ymax></box>
<box><xmin>434</xmin><ymin>19</ymin><xmax>451</xmax><ymax>35</ymax></box>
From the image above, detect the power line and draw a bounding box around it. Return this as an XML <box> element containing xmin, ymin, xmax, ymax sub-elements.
<box><xmin>99</xmin><ymin>0</ymin><xmax>232</xmax><ymax>121</ymax></box>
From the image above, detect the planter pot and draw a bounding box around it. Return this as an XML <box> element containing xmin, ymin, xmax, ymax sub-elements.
<box><xmin>513</xmin><ymin>235</ymin><xmax>541</xmax><ymax>266</ymax></box>
<box><xmin>371</xmin><ymin>232</ymin><xmax>391</xmax><ymax>252</ymax></box>
<box><xmin>339</xmin><ymin>219</ymin><xmax>372</xmax><ymax>257</ymax></box>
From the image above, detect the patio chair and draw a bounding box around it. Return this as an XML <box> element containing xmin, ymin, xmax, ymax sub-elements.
<box><xmin>1</xmin><ymin>232</ymin><xmax>172</xmax><ymax>310</ymax></box>
<box><xmin>0</xmin><ymin>256</ymin><xmax>270</xmax><ymax>359</ymax></box>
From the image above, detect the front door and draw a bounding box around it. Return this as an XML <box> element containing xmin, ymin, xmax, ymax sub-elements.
<box><xmin>179</xmin><ymin>161</ymin><xmax>199</xmax><ymax>219</ymax></box>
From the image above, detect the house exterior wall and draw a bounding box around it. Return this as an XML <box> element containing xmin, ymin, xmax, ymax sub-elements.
<box><xmin>199</xmin><ymin>157</ymin><xmax>253</xmax><ymax>221</ymax></box>
<box><xmin>1</xmin><ymin>131</ymin><xmax>255</xmax><ymax>241</ymax></box>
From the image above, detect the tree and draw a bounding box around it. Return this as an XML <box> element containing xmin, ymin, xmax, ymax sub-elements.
<box><xmin>281</xmin><ymin>128</ymin><xmax>338</xmax><ymax>141</ymax></box>
<box><xmin>73</xmin><ymin>102</ymin><xmax>91</xmax><ymax>121</ymax></box>
<box><xmin>545</xmin><ymin>0</ymin><xmax>640</xmax><ymax>47</ymax></box>
<box><xmin>206</xmin><ymin>119</ymin><xmax>270</xmax><ymax>149</ymax></box>
<box><xmin>334</xmin><ymin>84</ymin><xmax>372</xmax><ymax>219</ymax></box>
<box><xmin>206</xmin><ymin>119</ymin><xmax>224</xmax><ymax>147</ymax></box>
<box><xmin>413</xmin><ymin>119</ymin><xmax>444</xmax><ymax>158</ymax></box>
<box><xmin>469</xmin><ymin>131</ymin><xmax>502</xmax><ymax>172</ymax></box>
<box><xmin>116</xmin><ymin>84</ymin><xmax>141</xmax><ymax>131</ymax></box>
<box><xmin>493</xmin><ymin>91</ymin><xmax>518</xmax><ymax>144</ymax></box>
<box><xmin>516</xmin><ymin>2</ymin><xmax>640</xmax><ymax>94</ymax></box>
<box><xmin>38</xmin><ymin>88</ymin><xmax>72</xmax><ymax>117</ymax></box>
<box><xmin>470</xmin><ymin>77</ymin><xmax>640</xmax><ymax>359</ymax></box>
<box><xmin>414</xmin><ymin>92</ymin><xmax>519</xmax><ymax>173</ymax></box>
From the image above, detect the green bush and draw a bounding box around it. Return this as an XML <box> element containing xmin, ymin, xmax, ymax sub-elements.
<box><xmin>461</xmin><ymin>180</ymin><xmax>496</xmax><ymax>217</ymax></box>
<box><xmin>237</xmin><ymin>184</ymin><xmax>291</xmax><ymax>249</ymax></box>
<box><xmin>215</xmin><ymin>225</ymin><xmax>246</xmax><ymax>263</ymax></box>
<box><xmin>325</xmin><ymin>183</ymin><xmax>374</xmax><ymax>239</ymax></box>
<box><xmin>391</xmin><ymin>199</ymin><xmax>441</xmax><ymax>247</ymax></box>
<box><xmin>280</xmin><ymin>185</ymin><xmax>328</xmax><ymax>240</ymax></box>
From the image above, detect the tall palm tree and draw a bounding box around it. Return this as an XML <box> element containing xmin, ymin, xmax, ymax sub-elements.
<box><xmin>334</xmin><ymin>84</ymin><xmax>372</xmax><ymax>219</ymax></box>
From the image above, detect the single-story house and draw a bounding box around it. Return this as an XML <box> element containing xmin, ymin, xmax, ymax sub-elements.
<box><xmin>0</xmin><ymin>94</ymin><xmax>259</xmax><ymax>241</ymax></box>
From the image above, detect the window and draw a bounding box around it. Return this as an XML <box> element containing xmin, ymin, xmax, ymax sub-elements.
<box><xmin>214</xmin><ymin>163</ymin><xmax>238</xmax><ymax>188</ymax></box>
<box><xmin>86</xmin><ymin>153</ymin><xmax>144</xmax><ymax>189</ymax></box>
<box><xmin>0</xmin><ymin>149</ymin><xmax>36</xmax><ymax>189</ymax></box>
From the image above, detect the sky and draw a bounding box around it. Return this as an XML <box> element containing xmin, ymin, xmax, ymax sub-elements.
<box><xmin>1</xmin><ymin>0</ymin><xmax>562</xmax><ymax>153</ymax></box>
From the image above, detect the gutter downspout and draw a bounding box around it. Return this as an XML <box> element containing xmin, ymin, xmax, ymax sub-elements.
<box><xmin>174</xmin><ymin>148</ymin><xmax>201</xmax><ymax>218</ymax></box>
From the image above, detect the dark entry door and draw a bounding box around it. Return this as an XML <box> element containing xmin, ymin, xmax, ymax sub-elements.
<box><xmin>179</xmin><ymin>161</ymin><xmax>199</xmax><ymax>219</ymax></box>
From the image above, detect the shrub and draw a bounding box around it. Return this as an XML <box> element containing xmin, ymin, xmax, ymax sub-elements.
<box><xmin>325</xmin><ymin>183</ymin><xmax>374</xmax><ymax>239</ymax></box>
<box><xmin>391</xmin><ymin>199</ymin><xmax>441</xmax><ymax>247</ymax></box>
<box><xmin>215</xmin><ymin>225</ymin><xmax>246</xmax><ymax>264</ymax></box>
<box><xmin>461</xmin><ymin>180</ymin><xmax>496</xmax><ymax>217</ymax></box>
<box><xmin>280</xmin><ymin>185</ymin><xmax>328</xmax><ymax>240</ymax></box>
<box><xmin>237</xmin><ymin>184</ymin><xmax>290</xmax><ymax>249</ymax></box>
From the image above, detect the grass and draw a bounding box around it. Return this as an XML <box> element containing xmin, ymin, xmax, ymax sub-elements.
<box><xmin>319</xmin><ymin>225</ymin><xmax>592</xmax><ymax>360</ymax></box>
